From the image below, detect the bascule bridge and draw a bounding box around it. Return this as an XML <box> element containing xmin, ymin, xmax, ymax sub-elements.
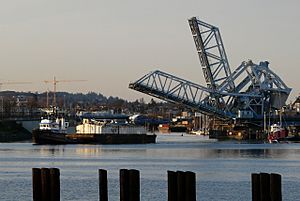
<box><xmin>129</xmin><ymin>17</ymin><xmax>291</xmax><ymax>134</ymax></box>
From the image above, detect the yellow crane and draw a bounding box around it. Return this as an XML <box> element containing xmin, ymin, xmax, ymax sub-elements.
<box><xmin>44</xmin><ymin>76</ymin><xmax>86</xmax><ymax>108</ymax></box>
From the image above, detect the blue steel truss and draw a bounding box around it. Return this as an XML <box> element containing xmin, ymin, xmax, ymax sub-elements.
<box><xmin>188</xmin><ymin>17</ymin><xmax>234</xmax><ymax>91</ymax></box>
<box><xmin>129</xmin><ymin>70</ymin><xmax>234</xmax><ymax>119</ymax></box>
<box><xmin>129</xmin><ymin>17</ymin><xmax>291</xmax><ymax>120</ymax></box>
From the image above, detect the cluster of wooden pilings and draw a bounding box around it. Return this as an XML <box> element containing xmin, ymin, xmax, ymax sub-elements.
<box><xmin>32</xmin><ymin>168</ymin><xmax>283</xmax><ymax>201</ymax></box>
<box><xmin>251</xmin><ymin>172</ymin><xmax>282</xmax><ymax>201</ymax></box>
<box><xmin>167</xmin><ymin>171</ymin><xmax>196</xmax><ymax>201</ymax></box>
<box><xmin>32</xmin><ymin>168</ymin><xmax>60</xmax><ymax>201</ymax></box>
<box><xmin>32</xmin><ymin>168</ymin><xmax>196</xmax><ymax>201</ymax></box>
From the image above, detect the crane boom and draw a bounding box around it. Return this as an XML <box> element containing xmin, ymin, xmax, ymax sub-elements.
<box><xmin>44</xmin><ymin>76</ymin><xmax>86</xmax><ymax>108</ymax></box>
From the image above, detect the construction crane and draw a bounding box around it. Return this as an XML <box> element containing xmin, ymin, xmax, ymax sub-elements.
<box><xmin>44</xmin><ymin>77</ymin><xmax>86</xmax><ymax>108</ymax></box>
<box><xmin>129</xmin><ymin>17</ymin><xmax>291</xmax><ymax>122</ymax></box>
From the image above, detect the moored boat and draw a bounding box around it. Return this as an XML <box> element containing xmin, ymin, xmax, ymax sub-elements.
<box><xmin>158</xmin><ymin>124</ymin><xmax>170</xmax><ymax>133</ymax></box>
<box><xmin>32</xmin><ymin>118</ymin><xmax>156</xmax><ymax>145</ymax></box>
<box><xmin>267</xmin><ymin>124</ymin><xmax>288</xmax><ymax>143</ymax></box>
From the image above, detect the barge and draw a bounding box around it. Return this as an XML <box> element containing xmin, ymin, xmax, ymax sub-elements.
<box><xmin>32</xmin><ymin>118</ymin><xmax>156</xmax><ymax>145</ymax></box>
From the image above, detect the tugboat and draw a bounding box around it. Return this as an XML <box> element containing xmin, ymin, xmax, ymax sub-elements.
<box><xmin>32</xmin><ymin>118</ymin><xmax>156</xmax><ymax>145</ymax></box>
<box><xmin>32</xmin><ymin>117</ymin><xmax>72</xmax><ymax>144</ymax></box>
<box><xmin>267</xmin><ymin>124</ymin><xmax>288</xmax><ymax>143</ymax></box>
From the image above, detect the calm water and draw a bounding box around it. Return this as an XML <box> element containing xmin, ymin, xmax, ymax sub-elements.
<box><xmin>1</xmin><ymin>133</ymin><xmax>300</xmax><ymax>201</ymax></box>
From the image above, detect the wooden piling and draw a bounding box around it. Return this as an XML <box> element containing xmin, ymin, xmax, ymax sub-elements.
<box><xmin>270</xmin><ymin>173</ymin><xmax>282</xmax><ymax>201</ymax></box>
<box><xmin>177</xmin><ymin>171</ymin><xmax>186</xmax><ymax>201</ymax></box>
<box><xmin>167</xmin><ymin>171</ymin><xmax>177</xmax><ymax>201</ymax></box>
<box><xmin>49</xmin><ymin>168</ymin><xmax>60</xmax><ymax>201</ymax></box>
<box><xmin>99</xmin><ymin>169</ymin><xmax>108</xmax><ymax>201</ymax></box>
<box><xmin>32</xmin><ymin>168</ymin><xmax>42</xmax><ymax>201</ymax></box>
<box><xmin>41</xmin><ymin>168</ymin><xmax>51</xmax><ymax>201</ymax></box>
<box><xmin>260</xmin><ymin>173</ymin><xmax>271</xmax><ymax>201</ymax></box>
<box><xmin>185</xmin><ymin>171</ymin><xmax>196</xmax><ymax>201</ymax></box>
<box><xmin>129</xmin><ymin>169</ymin><xmax>140</xmax><ymax>201</ymax></box>
<box><xmin>120</xmin><ymin>169</ymin><xmax>130</xmax><ymax>201</ymax></box>
<box><xmin>251</xmin><ymin>173</ymin><xmax>261</xmax><ymax>201</ymax></box>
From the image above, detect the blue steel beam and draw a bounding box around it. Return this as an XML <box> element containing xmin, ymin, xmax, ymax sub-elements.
<box><xmin>130</xmin><ymin>18</ymin><xmax>291</xmax><ymax>120</ymax></box>
<box><xmin>129</xmin><ymin>70</ymin><xmax>234</xmax><ymax>119</ymax></box>
<box><xmin>188</xmin><ymin>17</ymin><xmax>234</xmax><ymax>92</ymax></box>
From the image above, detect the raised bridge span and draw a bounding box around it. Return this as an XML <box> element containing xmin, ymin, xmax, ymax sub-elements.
<box><xmin>129</xmin><ymin>17</ymin><xmax>291</xmax><ymax>122</ymax></box>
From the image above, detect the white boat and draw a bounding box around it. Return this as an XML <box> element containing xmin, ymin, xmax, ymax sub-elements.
<box><xmin>32</xmin><ymin>117</ymin><xmax>70</xmax><ymax>144</ymax></box>
<box><xmin>33</xmin><ymin>118</ymin><xmax>156</xmax><ymax>144</ymax></box>
<box><xmin>38</xmin><ymin>117</ymin><xmax>69</xmax><ymax>133</ymax></box>
<box><xmin>76</xmin><ymin>119</ymin><xmax>147</xmax><ymax>134</ymax></box>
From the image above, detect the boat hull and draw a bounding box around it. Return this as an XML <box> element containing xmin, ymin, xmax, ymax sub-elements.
<box><xmin>32</xmin><ymin>129</ymin><xmax>156</xmax><ymax>145</ymax></box>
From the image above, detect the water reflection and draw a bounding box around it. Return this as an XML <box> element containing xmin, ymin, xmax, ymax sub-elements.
<box><xmin>30</xmin><ymin>144</ymin><xmax>149</xmax><ymax>158</ymax></box>
<box><xmin>14</xmin><ymin>140</ymin><xmax>300</xmax><ymax>160</ymax></box>
<box><xmin>193</xmin><ymin>147</ymin><xmax>300</xmax><ymax>160</ymax></box>
<box><xmin>2</xmin><ymin>137</ymin><xmax>300</xmax><ymax>201</ymax></box>
<box><xmin>75</xmin><ymin>147</ymin><xmax>102</xmax><ymax>156</ymax></box>
<box><xmin>31</xmin><ymin>146</ymin><xmax>66</xmax><ymax>157</ymax></box>
<box><xmin>0</xmin><ymin>139</ymin><xmax>300</xmax><ymax>201</ymax></box>
<box><xmin>204</xmin><ymin>148</ymin><xmax>284</xmax><ymax>159</ymax></box>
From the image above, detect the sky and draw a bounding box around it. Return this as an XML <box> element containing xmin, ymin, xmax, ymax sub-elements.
<box><xmin>0</xmin><ymin>0</ymin><xmax>299</xmax><ymax>103</ymax></box>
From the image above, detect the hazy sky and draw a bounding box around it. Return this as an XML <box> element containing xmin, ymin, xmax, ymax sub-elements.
<box><xmin>1</xmin><ymin>0</ymin><xmax>299</xmax><ymax>102</ymax></box>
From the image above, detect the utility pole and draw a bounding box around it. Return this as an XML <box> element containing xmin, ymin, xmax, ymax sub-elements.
<box><xmin>1</xmin><ymin>96</ymin><xmax>3</xmax><ymax>119</ymax></box>
<box><xmin>46</xmin><ymin>89</ymin><xmax>49</xmax><ymax>110</ymax></box>
<box><xmin>264</xmin><ymin>111</ymin><xmax>266</xmax><ymax>134</ymax></box>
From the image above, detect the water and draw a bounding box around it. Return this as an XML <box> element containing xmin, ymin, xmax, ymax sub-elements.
<box><xmin>1</xmin><ymin>133</ymin><xmax>300</xmax><ymax>201</ymax></box>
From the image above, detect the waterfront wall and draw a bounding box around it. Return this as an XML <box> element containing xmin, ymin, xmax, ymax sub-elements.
<box><xmin>0</xmin><ymin>120</ymin><xmax>32</xmax><ymax>142</ymax></box>
<box><xmin>19</xmin><ymin>120</ymin><xmax>39</xmax><ymax>133</ymax></box>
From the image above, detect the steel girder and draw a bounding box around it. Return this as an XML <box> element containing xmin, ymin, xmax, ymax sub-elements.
<box><xmin>129</xmin><ymin>70</ymin><xmax>234</xmax><ymax>119</ymax></box>
<box><xmin>188</xmin><ymin>17</ymin><xmax>234</xmax><ymax>92</ymax></box>
<box><xmin>219</xmin><ymin>60</ymin><xmax>291</xmax><ymax>95</ymax></box>
<box><xmin>129</xmin><ymin>17</ymin><xmax>291</xmax><ymax>120</ymax></box>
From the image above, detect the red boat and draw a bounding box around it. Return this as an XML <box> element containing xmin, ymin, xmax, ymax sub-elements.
<box><xmin>267</xmin><ymin>124</ymin><xmax>288</xmax><ymax>143</ymax></box>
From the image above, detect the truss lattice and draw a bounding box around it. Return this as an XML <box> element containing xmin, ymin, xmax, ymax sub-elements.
<box><xmin>129</xmin><ymin>17</ymin><xmax>292</xmax><ymax>120</ymax></box>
